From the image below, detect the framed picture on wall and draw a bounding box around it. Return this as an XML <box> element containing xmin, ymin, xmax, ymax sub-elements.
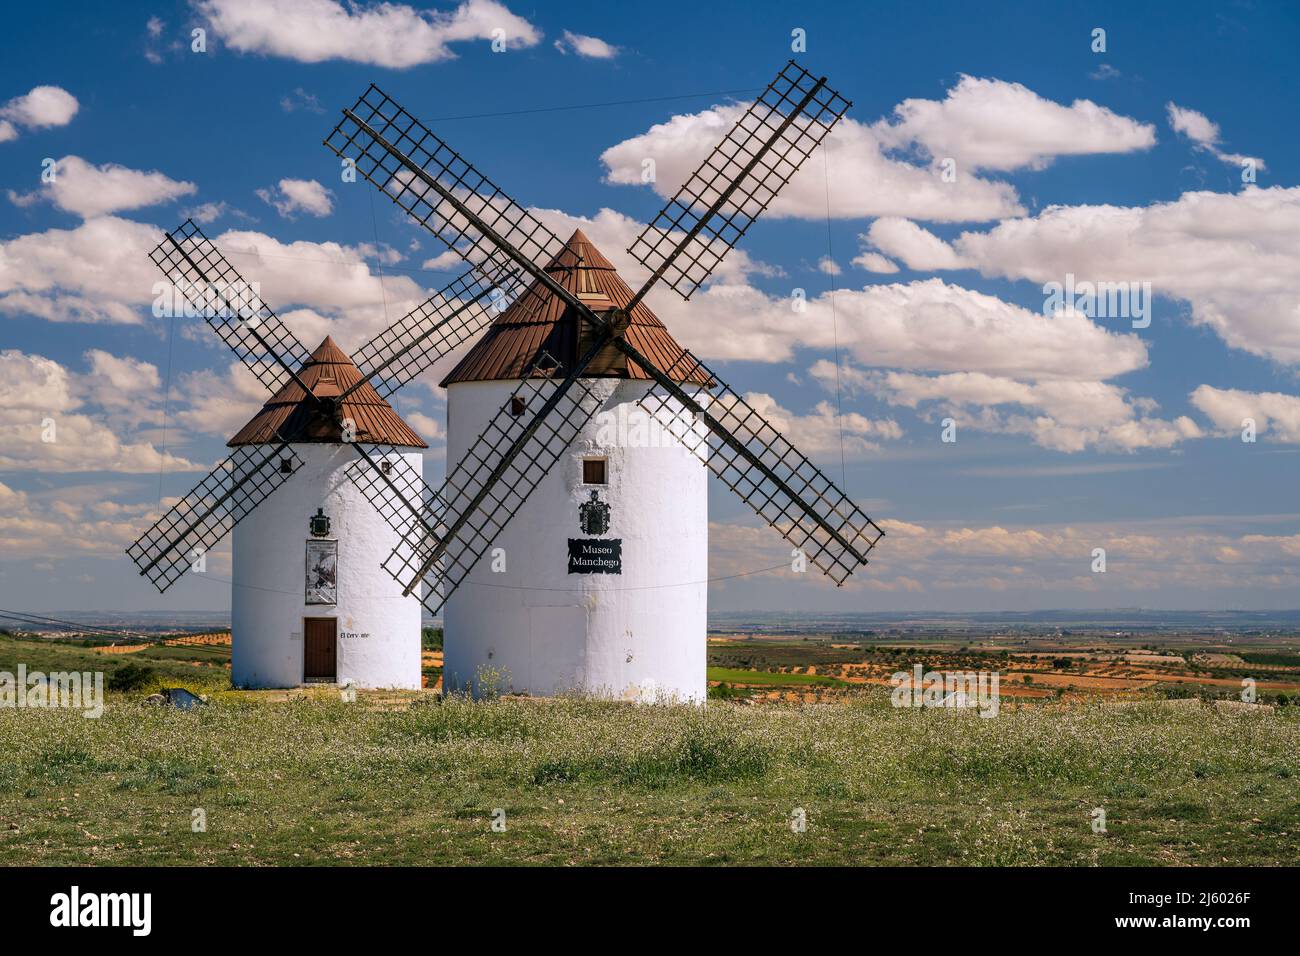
<box><xmin>305</xmin><ymin>539</ymin><xmax>338</xmax><ymax>605</ymax></box>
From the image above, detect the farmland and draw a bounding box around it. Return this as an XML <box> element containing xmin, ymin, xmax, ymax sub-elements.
<box><xmin>0</xmin><ymin>628</ymin><xmax>1297</xmax><ymax>866</ymax></box>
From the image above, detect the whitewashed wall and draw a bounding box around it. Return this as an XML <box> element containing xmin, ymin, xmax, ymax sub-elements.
<box><xmin>230</xmin><ymin>444</ymin><xmax>423</xmax><ymax>689</ymax></box>
<box><xmin>442</xmin><ymin>378</ymin><xmax>708</xmax><ymax>702</ymax></box>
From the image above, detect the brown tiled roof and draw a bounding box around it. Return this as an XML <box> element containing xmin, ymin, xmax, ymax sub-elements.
<box><xmin>440</xmin><ymin>229</ymin><xmax>713</xmax><ymax>386</ymax></box>
<box><xmin>228</xmin><ymin>336</ymin><xmax>427</xmax><ymax>447</ymax></box>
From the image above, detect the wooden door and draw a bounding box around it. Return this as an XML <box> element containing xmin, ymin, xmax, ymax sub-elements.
<box><xmin>304</xmin><ymin>617</ymin><xmax>337</xmax><ymax>682</ymax></box>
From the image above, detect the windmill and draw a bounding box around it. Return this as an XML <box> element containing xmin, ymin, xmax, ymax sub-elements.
<box><xmin>124</xmin><ymin>217</ymin><xmax>528</xmax><ymax>687</ymax></box>
<box><xmin>127</xmin><ymin>60</ymin><xmax>883</xmax><ymax>697</ymax></box>
<box><xmin>317</xmin><ymin>60</ymin><xmax>885</xmax><ymax>700</ymax></box>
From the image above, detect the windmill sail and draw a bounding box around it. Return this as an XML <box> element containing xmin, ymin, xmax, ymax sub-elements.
<box><xmin>325</xmin><ymin>85</ymin><xmax>566</xmax><ymax>290</ymax></box>
<box><xmin>326</xmin><ymin>62</ymin><xmax>881</xmax><ymax>602</ymax></box>
<box><xmin>348</xmin><ymin>364</ymin><xmax>604</xmax><ymax>614</ymax></box>
<box><xmin>635</xmin><ymin>349</ymin><xmax>884</xmax><ymax>583</ymax></box>
<box><xmin>349</xmin><ymin>265</ymin><xmax>531</xmax><ymax>399</ymax></box>
<box><xmin>126</xmin><ymin>444</ymin><xmax>304</xmax><ymax>593</ymax></box>
<box><xmin>150</xmin><ymin>220</ymin><xmax>314</xmax><ymax>394</ymax></box>
<box><xmin>627</xmin><ymin>61</ymin><xmax>851</xmax><ymax>301</ymax></box>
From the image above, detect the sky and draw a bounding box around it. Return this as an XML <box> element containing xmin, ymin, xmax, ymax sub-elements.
<box><xmin>1</xmin><ymin>0</ymin><xmax>1299</xmax><ymax>614</ymax></box>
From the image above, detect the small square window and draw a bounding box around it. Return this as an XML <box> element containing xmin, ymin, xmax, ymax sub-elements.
<box><xmin>509</xmin><ymin>396</ymin><xmax>526</xmax><ymax>417</ymax></box>
<box><xmin>582</xmin><ymin>458</ymin><xmax>607</xmax><ymax>485</ymax></box>
<box><xmin>280</xmin><ymin>456</ymin><xmax>294</xmax><ymax>474</ymax></box>
<box><xmin>380</xmin><ymin>460</ymin><xmax>392</xmax><ymax>475</ymax></box>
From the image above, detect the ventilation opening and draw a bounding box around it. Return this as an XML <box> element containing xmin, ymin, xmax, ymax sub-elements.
<box><xmin>509</xmin><ymin>396</ymin><xmax>526</xmax><ymax>417</ymax></box>
<box><xmin>280</xmin><ymin>456</ymin><xmax>294</xmax><ymax>474</ymax></box>
<box><xmin>582</xmin><ymin>458</ymin><xmax>607</xmax><ymax>485</ymax></box>
<box><xmin>380</xmin><ymin>460</ymin><xmax>392</xmax><ymax>475</ymax></box>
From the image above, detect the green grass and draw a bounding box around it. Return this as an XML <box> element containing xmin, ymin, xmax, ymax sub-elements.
<box><xmin>706</xmin><ymin>666</ymin><xmax>846</xmax><ymax>687</ymax></box>
<box><xmin>0</xmin><ymin>634</ymin><xmax>229</xmax><ymax>695</ymax></box>
<box><xmin>0</xmin><ymin>689</ymin><xmax>1296</xmax><ymax>866</ymax></box>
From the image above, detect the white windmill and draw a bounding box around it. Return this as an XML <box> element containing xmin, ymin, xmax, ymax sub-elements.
<box><xmin>323</xmin><ymin>60</ymin><xmax>885</xmax><ymax>701</ymax></box>
<box><xmin>127</xmin><ymin>221</ymin><xmax>514</xmax><ymax>689</ymax></box>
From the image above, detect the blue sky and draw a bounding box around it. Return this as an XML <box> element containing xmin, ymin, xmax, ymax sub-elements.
<box><xmin>2</xmin><ymin>0</ymin><xmax>1299</xmax><ymax>613</ymax></box>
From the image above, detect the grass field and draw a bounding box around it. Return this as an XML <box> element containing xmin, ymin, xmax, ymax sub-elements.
<box><xmin>1</xmin><ymin>630</ymin><xmax>1297</xmax><ymax>866</ymax></box>
<box><xmin>1</xmin><ymin>688</ymin><xmax>1296</xmax><ymax>865</ymax></box>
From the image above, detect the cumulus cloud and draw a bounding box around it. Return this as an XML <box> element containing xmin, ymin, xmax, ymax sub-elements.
<box><xmin>831</xmin><ymin>366</ymin><xmax>1202</xmax><ymax>453</ymax></box>
<box><xmin>256</xmin><ymin>177</ymin><xmax>334</xmax><ymax>218</ymax></box>
<box><xmin>554</xmin><ymin>30</ymin><xmax>618</xmax><ymax>59</ymax></box>
<box><xmin>851</xmin><ymin>251</ymin><xmax>899</xmax><ymax>273</ymax></box>
<box><xmin>173</xmin><ymin>363</ymin><xmax>271</xmax><ymax>438</ymax></box>
<box><xmin>874</xmin><ymin>75</ymin><xmax>1156</xmax><ymax>172</ymax></box>
<box><xmin>0</xmin><ymin>85</ymin><xmax>79</xmax><ymax>142</ymax></box>
<box><xmin>196</xmin><ymin>0</ymin><xmax>542</xmax><ymax>67</ymax></box>
<box><xmin>947</xmin><ymin>186</ymin><xmax>1300</xmax><ymax>365</ymax></box>
<box><xmin>1190</xmin><ymin>385</ymin><xmax>1300</xmax><ymax>442</ymax></box>
<box><xmin>1167</xmin><ymin>102</ymin><xmax>1265</xmax><ymax>171</ymax></box>
<box><xmin>732</xmin><ymin>393</ymin><xmax>901</xmax><ymax>458</ymax></box>
<box><xmin>0</xmin><ymin>216</ymin><xmax>429</xmax><ymax>348</ymax></box>
<box><xmin>863</xmin><ymin>217</ymin><xmax>969</xmax><ymax>271</ymax></box>
<box><xmin>0</xmin><ymin>216</ymin><xmax>164</xmax><ymax>325</ymax></box>
<box><xmin>708</xmin><ymin>512</ymin><xmax>1300</xmax><ymax>599</ymax></box>
<box><xmin>601</xmin><ymin>104</ymin><xmax>1023</xmax><ymax>223</ymax></box>
<box><xmin>7</xmin><ymin>155</ymin><xmax>196</xmax><ymax>218</ymax></box>
<box><xmin>0</xmin><ymin>350</ymin><xmax>200</xmax><ymax>473</ymax></box>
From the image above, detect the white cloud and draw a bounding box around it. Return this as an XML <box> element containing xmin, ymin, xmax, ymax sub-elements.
<box><xmin>735</xmin><ymin>393</ymin><xmax>901</xmax><ymax>457</ymax></box>
<box><xmin>1190</xmin><ymin>385</ymin><xmax>1300</xmax><ymax>443</ymax></box>
<box><xmin>0</xmin><ymin>350</ymin><xmax>200</xmax><ymax>473</ymax></box>
<box><xmin>256</xmin><ymin>177</ymin><xmax>334</xmax><ymax>218</ymax></box>
<box><xmin>0</xmin><ymin>216</ymin><xmax>430</xmax><ymax>348</ymax></box>
<box><xmin>709</xmin><ymin>512</ymin><xmax>1300</xmax><ymax>599</ymax></box>
<box><xmin>1167</xmin><ymin>102</ymin><xmax>1265</xmax><ymax>171</ymax></box>
<box><xmin>874</xmin><ymin>75</ymin><xmax>1155</xmax><ymax>172</ymax></box>
<box><xmin>174</xmin><ymin>363</ymin><xmax>270</xmax><ymax>437</ymax></box>
<box><xmin>948</xmin><ymin>186</ymin><xmax>1300</xmax><ymax>365</ymax></box>
<box><xmin>183</xmin><ymin>200</ymin><xmax>230</xmax><ymax>224</ymax></box>
<box><xmin>0</xmin><ymin>85</ymin><xmax>79</xmax><ymax>141</ymax></box>
<box><xmin>851</xmin><ymin>251</ymin><xmax>898</xmax><ymax>274</ymax></box>
<box><xmin>816</xmin><ymin>256</ymin><xmax>841</xmax><ymax>276</ymax></box>
<box><xmin>196</xmin><ymin>0</ymin><xmax>541</xmax><ymax>66</ymax></box>
<box><xmin>601</xmin><ymin>103</ymin><xmax>1023</xmax><ymax>223</ymax></box>
<box><xmin>765</xmin><ymin>278</ymin><xmax>1144</xmax><ymax>379</ymax></box>
<box><xmin>554</xmin><ymin>30</ymin><xmax>618</xmax><ymax>59</ymax></box>
<box><xmin>843</xmin><ymin>367</ymin><xmax>1201</xmax><ymax>453</ymax></box>
<box><xmin>0</xmin><ymin>216</ymin><xmax>164</xmax><ymax>325</ymax></box>
<box><xmin>8</xmin><ymin>155</ymin><xmax>196</xmax><ymax>218</ymax></box>
<box><xmin>82</xmin><ymin>349</ymin><xmax>162</xmax><ymax>410</ymax></box>
<box><xmin>864</xmin><ymin>218</ymin><xmax>969</xmax><ymax>270</ymax></box>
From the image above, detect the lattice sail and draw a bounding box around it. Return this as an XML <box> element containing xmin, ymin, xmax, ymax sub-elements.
<box><xmin>325</xmin><ymin>85</ymin><xmax>566</xmax><ymax>290</ymax></box>
<box><xmin>351</xmin><ymin>265</ymin><xmax>531</xmax><ymax>398</ymax></box>
<box><xmin>350</xmin><ymin>368</ymin><xmax>604</xmax><ymax>614</ymax></box>
<box><xmin>150</xmin><ymin>220</ymin><xmax>313</xmax><ymax>393</ymax></box>
<box><xmin>126</xmin><ymin>444</ymin><xmax>304</xmax><ymax>593</ymax></box>
<box><xmin>627</xmin><ymin>60</ymin><xmax>851</xmax><ymax>301</ymax></box>
<box><xmin>636</xmin><ymin>350</ymin><xmax>883</xmax><ymax>584</ymax></box>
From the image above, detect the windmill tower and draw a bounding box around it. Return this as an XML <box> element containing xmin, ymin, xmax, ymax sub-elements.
<box><xmin>439</xmin><ymin>230</ymin><xmax>714</xmax><ymax>700</ymax></box>
<box><xmin>127</xmin><ymin>222</ymin><xmax>472</xmax><ymax>690</ymax></box>
<box><xmin>225</xmin><ymin>336</ymin><xmax>426</xmax><ymax>688</ymax></box>
<box><xmin>323</xmin><ymin>61</ymin><xmax>886</xmax><ymax>701</ymax></box>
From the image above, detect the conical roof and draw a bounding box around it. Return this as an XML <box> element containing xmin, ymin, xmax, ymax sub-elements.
<box><xmin>440</xmin><ymin>229</ymin><xmax>713</xmax><ymax>386</ymax></box>
<box><xmin>228</xmin><ymin>336</ymin><xmax>427</xmax><ymax>447</ymax></box>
